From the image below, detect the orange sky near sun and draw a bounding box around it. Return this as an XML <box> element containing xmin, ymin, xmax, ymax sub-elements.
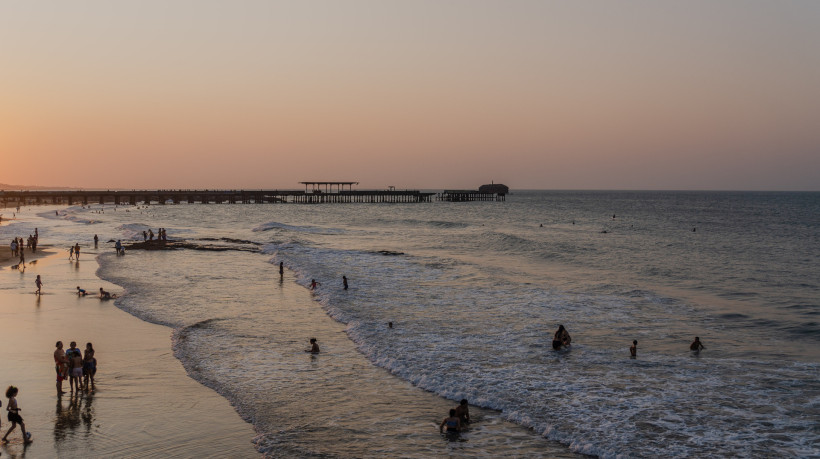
<box><xmin>1</xmin><ymin>1</ymin><xmax>819</xmax><ymax>190</ymax></box>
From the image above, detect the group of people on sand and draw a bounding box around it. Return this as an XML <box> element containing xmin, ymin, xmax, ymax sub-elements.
<box><xmin>142</xmin><ymin>228</ymin><xmax>167</xmax><ymax>241</ymax></box>
<box><xmin>54</xmin><ymin>341</ymin><xmax>97</xmax><ymax>396</ymax></box>
<box><xmin>8</xmin><ymin>229</ymin><xmax>38</xmax><ymax>267</ymax></box>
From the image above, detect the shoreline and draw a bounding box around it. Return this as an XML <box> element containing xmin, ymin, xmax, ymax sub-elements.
<box><xmin>0</xmin><ymin>250</ymin><xmax>258</xmax><ymax>457</ymax></box>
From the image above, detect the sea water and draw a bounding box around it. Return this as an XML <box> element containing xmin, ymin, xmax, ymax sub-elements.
<box><xmin>2</xmin><ymin>191</ymin><xmax>818</xmax><ymax>458</ymax></box>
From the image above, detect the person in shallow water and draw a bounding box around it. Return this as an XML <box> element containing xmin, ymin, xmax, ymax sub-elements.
<box><xmin>305</xmin><ymin>338</ymin><xmax>320</xmax><ymax>353</ymax></box>
<box><xmin>310</xmin><ymin>279</ymin><xmax>320</xmax><ymax>290</ymax></box>
<box><xmin>630</xmin><ymin>340</ymin><xmax>637</xmax><ymax>357</ymax></box>
<box><xmin>455</xmin><ymin>399</ymin><xmax>470</xmax><ymax>425</ymax></box>
<box><xmin>439</xmin><ymin>409</ymin><xmax>461</xmax><ymax>434</ymax></box>
<box><xmin>552</xmin><ymin>324</ymin><xmax>571</xmax><ymax>350</ymax></box>
<box><xmin>690</xmin><ymin>337</ymin><xmax>705</xmax><ymax>352</ymax></box>
<box><xmin>342</xmin><ymin>275</ymin><xmax>348</xmax><ymax>290</ymax></box>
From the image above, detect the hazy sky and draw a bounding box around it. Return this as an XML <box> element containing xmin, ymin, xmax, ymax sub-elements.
<box><xmin>2</xmin><ymin>1</ymin><xmax>819</xmax><ymax>190</ymax></box>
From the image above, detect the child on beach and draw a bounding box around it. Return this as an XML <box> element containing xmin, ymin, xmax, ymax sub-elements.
<box><xmin>69</xmin><ymin>246</ymin><xmax>74</xmax><ymax>260</ymax></box>
<box><xmin>35</xmin><ymin>275</ymin><xmax>43</xmax><ymax>295</ymax></box>
<box><xmin>2</xmin><ymin>386</ymin><xmax>31</xmax><ymax>444</ymax></box>
<box><xmin>77</xmin><ymin>286</ymin><xmax>88</xmax><ymax>296</ymax></box>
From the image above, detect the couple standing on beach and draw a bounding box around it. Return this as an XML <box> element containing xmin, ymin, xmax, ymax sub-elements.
<box><xmin>54</xmin><ymin>341</ymin><xmax>96</xmax><ymax>396</ymax></box>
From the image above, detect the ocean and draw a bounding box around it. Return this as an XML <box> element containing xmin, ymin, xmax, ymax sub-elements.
<box><xmin>3</xmin><ymin>190</ymin><xmax>818</xmax><ymax>457</ymax></box>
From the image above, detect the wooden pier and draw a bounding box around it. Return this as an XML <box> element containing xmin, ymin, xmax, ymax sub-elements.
<box><xmin>1</xmin><ymin>182</ymin><xmax>508</xmax><ymax>206</ymax></box>
<box><xmin>0</xmin><ymin>187</ymin><xmax>435</xmax><ymax>206</ymax></box>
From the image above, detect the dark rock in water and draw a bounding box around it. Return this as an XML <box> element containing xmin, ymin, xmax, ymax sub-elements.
<box><xmin>478</xmin><ymin>183</ymin><xmax>509</xmax><ymax>194</ymax></box>
<box><xmin>375</xmin><ymin>250</ymin><xmax>404</xmax><ymax>256</ymax></box>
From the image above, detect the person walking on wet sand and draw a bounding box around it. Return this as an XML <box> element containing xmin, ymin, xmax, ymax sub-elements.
<box><xmin>74</xmin><ymin>243</ymin><xmax>80</xmax><ymax>260</ymax></box>
<box><xmin>94</xmin><ymin>234</ymin><xmax>99</xmax><ymax>248</ymax></box>
<box><xmin>69</xmin><ymin>245</ymin><xmax>75</xmax><ymax>260</ymax></box>
<box><xmin>2</xmin><ymin>386</ymin><xmax>31</xmax><ymax>444</ymax></box>
<box><xmin>34</xmin><ymin>275</ymin><xmax>43</xmax><ymax>295</ymax></box>
<box><xmin>690</xmin><ymin>337</ymin><xmax>705</xmax><ymax>353</ymax></box>
<box><xmin>279</xmin><ymin>262</ymin><xmax>284</xmax><ymax>278</ymax></box>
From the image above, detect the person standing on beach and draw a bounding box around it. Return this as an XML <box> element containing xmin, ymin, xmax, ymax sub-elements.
<box><xmin>83</xmin><ymin>343</ymin><xmax>96</xmax><ymax>391</ymax></box>
<box><xmin>66</xmin><ymin>342</ymin><xmax>82</xmax><ymax>393</ymax></box>
<box><xmin>148</xmin><ymin>229</ymin><xmax>154</xmax><ymax>241</ymax></box>
<box><xmin>94</xmin><ymin>234</ymin><xmax>99</xmax><ymax>248</ymax></box>
<box><xmin>34</xmin><ymin>275</ymin><xmax>43</xmax><ymax>295</ymax></box>
<box><xmin>279</xmin><ymin>262</ymin><xmax>284</xmax><ymax>279</ymax></box>
<box><xmin>342</xmin><ymin>275</ymin><xmax>348</xmax><ymax>290</ymax></box>
<box><xmin>54</xmin><ymin>342</ymin><xmax>67</xmax><ymax>395</ymax></box>
<box><xmin>74</xmin><ymin>243</ymin><xmax>80</xmax><ymax>260</ymax></box>
<box><xmin>2</xmin><ymin>386</ymin><xmax>31</xmax><ymax>444</ymax></box>
<box><xmin>142</xmin><ymin>231</ymin><xmax>147</xmax><ymax>241</ymax></box>
<box><xmin>69</xmin><ymin>245</ymin><xmax>75</xmax><ymax>260</ymax></box>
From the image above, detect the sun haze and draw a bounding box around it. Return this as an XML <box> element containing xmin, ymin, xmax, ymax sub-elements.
<box><xmin>1</xmin><ymin>1</ymin><xmax>819</xmax><ymax>190</ymax></box>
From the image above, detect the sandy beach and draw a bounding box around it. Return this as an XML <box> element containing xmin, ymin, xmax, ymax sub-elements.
<box><xmin>0</xmin><ymin>250</ymin><xmax>257</xmax><ymax>457</ymax></box>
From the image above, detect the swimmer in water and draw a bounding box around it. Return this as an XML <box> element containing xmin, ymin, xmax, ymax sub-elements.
<box><xmin>630</xmin><ymin>340</ymin><xmax>637</xmax><ymax>358</ymax></box>
<box><xmin>342</xmin><ymin>275</ymin><xmax>348</xmax><ymax>290</ymax></box>
<box><xmin>440</xmin><ymin>409</ymin><xmax>461</xmax><ymax>434</ymax></box>
<box><xmin>305</xmin><ymin>338</ymin><xmax>320</xmax><ymax>354</ymax></box>
<box><xmin>690</xmin><ymin>337</ymin><xmax>704</xmax><ymax>353</ymax></box>
<box><xmin>552</xmin><ymin>324</ymin><xmax>571</xmax><ymax>350</ymax></box>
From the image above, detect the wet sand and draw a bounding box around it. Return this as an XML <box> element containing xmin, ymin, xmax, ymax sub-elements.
<box><xmin>0</xmin><ymin>252</ymin><xmax>258</xmax><ymax>457</ymax></box>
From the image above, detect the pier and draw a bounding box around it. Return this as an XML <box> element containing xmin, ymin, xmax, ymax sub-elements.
<box><xmin>1</xmin><ymin>182</ymin><xmax>509</xmax><ymax>206</ymax></box>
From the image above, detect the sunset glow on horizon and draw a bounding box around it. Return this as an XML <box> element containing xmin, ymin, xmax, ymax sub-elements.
<box><xmin>2</xmin><ymin>1</ymin><xmax>819</xmax><ymax>190</ymax></box>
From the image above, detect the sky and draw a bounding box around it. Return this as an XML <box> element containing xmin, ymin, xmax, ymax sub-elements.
<box><xmin>1</xmin><ymin>1</ymin><xmax>819</xmax><ymax>191</ymax></box>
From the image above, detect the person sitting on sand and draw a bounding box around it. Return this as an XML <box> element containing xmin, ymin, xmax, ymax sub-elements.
<box><xmin>439</xmin><ymin>409</ymin><xmax>461</xmax><ymax>434</ymax></box>
<box><xmin>305</xmin><ymin>338</ymin><xmax>320</xmax><ymax>353</ymax></box>
<box><xmin>630</xmin><ymin>340</ymin><xmax>638</xmax><ymax>358</ymax></box>
<box><xmin>77</xmin><ymin>286</ymin><xmax>88</xmax><ymax>296</ymax></box>
<box><xmin>2</xmin><ymin>386</ymin><xmax>31</xmax><ymax>444</ymax></box>
<box><xmin>455</xmin><ymin>399</ymin><xmax>470</xmax><ymax>425</ymax></box>
<box><xmin>690</xmin><ymin>337</ymin><xmax>705</xmax><ymax>352</ymax></box>
<box><xmin>552</xmin><ymin>324</ymin><xmax>571</xmax><ymax>350</ymax></box>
